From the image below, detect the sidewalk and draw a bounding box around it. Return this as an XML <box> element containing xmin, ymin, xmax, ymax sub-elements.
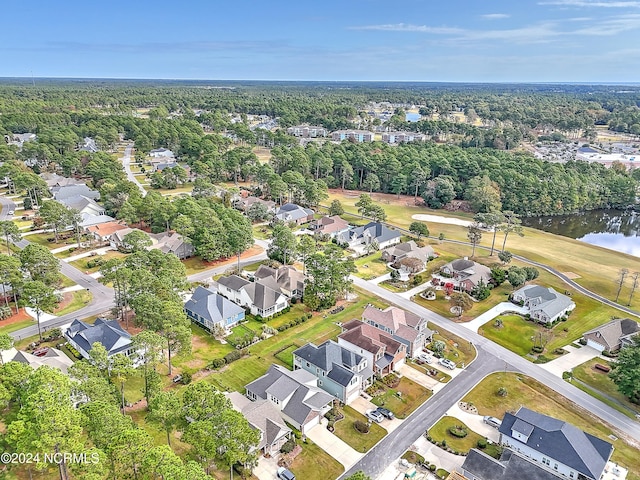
<box><xmin>51</xmin><ymin>243</ymin><xmax>79</xmax><ymax>254</ymax></box>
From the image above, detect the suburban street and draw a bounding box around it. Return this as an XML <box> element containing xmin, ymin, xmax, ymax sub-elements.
<box><xmin>0</xmin><ymin>195</ymin><xmax>16</xmax><ymax>220</ymax></box>
<box><xmin>121</xmin><ymin>143</ymin><xmax>147</xmax><ymax>196</ymax></box>
<box><xmin>342</xmin><ymin>276</ymin><xmax>640</xmax><ymax>479</ymax></box>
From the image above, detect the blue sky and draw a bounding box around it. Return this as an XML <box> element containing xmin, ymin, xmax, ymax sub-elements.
<box><xmin>2</xmin><ymin>0</ymin><xmax>640</xmax><ymax>82</ymax></box>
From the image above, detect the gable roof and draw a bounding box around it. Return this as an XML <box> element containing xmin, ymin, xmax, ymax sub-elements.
<box><xmin>87</xmin><ymin>221</ymin><xmax>128</xmax><ymax>237</ymax></box>
<box><xmin>293</xmin><ymin>341</ymin><xmax>364</xmax><ymax>387</ymax></box>
<box><xmin>462</xmin><ymin>448</ymin><xmax>564</xmax><ymax>480</ymax></box>
<box><xmin>3</xmin><ymin>347</ymin><xmax>75</xmax><ymax>374</ymax></box>
<box><xmin>185</xmin><ymin>286</ymin><xmax>245</xmax><ymax>325</ymax></box>
<box><xmin>337</xmin><ymin>222</ymin><xmax>401</xmax><ymax>245</ymax></box>
<box><xmin>362</xmin><ymin>305</ymin><xmax>424</xmax><ymax>331</ymax></box>
<box><xmin>312</xmin><ymin>215</ymin><xmax>349</xmax><ymax>233</ymax></box>
<box><xmin>51</xmin><ymin>184</ymin><xmax>100</xmax><ymax>201</ymax></box>
<box><xmin>275</xmin><ymin>203</ymin><xmax>314</xmax><ymax>222</ymax></box>
<box><xmin>514</xmin><ymin>285</ymin><xmax>575</xmax><ymax>319</ymax></box>
<box><xmin>583</xmin><ymin>318</ymin><xmax>640</xmax><ymax>351</ymax></box>
<box><xmin>217</xmin><ymin>274</ymin><xmax>251</xmax><ymax>292</ymax></box>
<box><xmin>340</xmin><ymin>319</ymin><xmax>404</xmax><ymax>356</ymax></box>
<box><xmin>244</xmin><ymin>281</ymin><xmax>286</xmax><ymax>310</ymax></box>
<box><xmin>58</xmin><ymin>195</ymin><xmax>104</xmax><ymax>214</ymax></box>
<box><xmin>79</xmin><ymin>212</ymin><xmax>115</xmax><ymax>227</ymax></box>
<box><xmin>227</xmin><ymin>393</ymin><xmax>291</xmax><ymax>450</ymax></box>
<box><xmin>385</xmin><ymin>240</ymin><xmax>434</xmax><ymax>262</ymax></box>
<box><xmin>254</xmin><ymin>265</ymin><xmax>305</xmax><ymax>295</ymax></box>
<box><xmin>499</xmin><ymin>407</ymin><xmax>613</xmax><ymax>480</ymax></box>
<box><xmin>149</xmin><ymin>232</ymin><xmax>192</xmax><ymax>255</ymax></box>
<box><xmin>65</xmin><ymin>318</ymin><xmax>131</xmax><ymax>356</ymax></box>
<box><xmin>442</xmin><ymin>258</ymin><xmax>492</xmax><ymax>286</ymax></box>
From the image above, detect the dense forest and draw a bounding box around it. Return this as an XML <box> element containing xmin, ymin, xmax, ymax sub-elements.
<box><xmin>1</xmin><ymin>79</ymin><xmax>639</xmax><ymax>217</ymax></box>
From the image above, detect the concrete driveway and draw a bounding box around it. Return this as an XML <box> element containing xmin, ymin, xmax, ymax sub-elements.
<box><xmin>399</xmin><ymin>363</ymin><xmax>442</xmax><ymax>390</ymax></box>
<box><xmin>539</xmin><ymin>343</ymin><xmax>602</xmax><ymax>377</ymax></box>
<box><xmin>444</xmin><ymin>403</ymin><xmax>500</xmax><ymax>443</ymax></box>
<box><xmin>461</xmin><ymin>302</ymin><xmax>529</xmax><ymax>332</ymax></box>
<box><xmin>254</xmin><ymin>455</ymin><xmax>279</xmax><ymax>480</ymax></box>
<box><xmin>350</xmin><ymin>396</ymin><xmax>403</xmax><ymax>433</ymax></box>
<box><xmin>305</xmin><ymin>421</ymin><xmax>363</xmax><ymax>468</ymax></box>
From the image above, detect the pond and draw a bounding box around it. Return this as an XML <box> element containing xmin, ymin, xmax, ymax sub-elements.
<box><xmin>523</xmin><ymin>209</ymin><xmax>640</xmax><ymax>257</ymax></box>
<box><xmin>405</xmin><ymin>112</ymin><xmax>421</xmax><ymax>122</ymax></box>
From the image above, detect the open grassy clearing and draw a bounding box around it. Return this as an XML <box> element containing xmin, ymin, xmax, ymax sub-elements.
<box><xmin>0</xmin><ymin>318</ymin><xmax>35</xmax><ymax>335</ymax></box>
<box><xmin>289</xmin><ymin>439</ymin><xmax>344</xmax><ymax>480</ymax></box>
<box><xmin>22</xmin><ymin>231</ymin><xmax>76</xmax><ymax>249</ymax></box>
<box><xmin>54</xmin><ymin>290</ymin><xmax>93</xmax><ymax>316</ymax></box>
<box><xmin>479</xmin><ymin>314</ymin><xmax>539</xmax><ymax>356</ymax></box>
<box><xmin>353</xmin><ymin>251</ymin><xmax>389</xmax><ymax>280</ymax></box>
<box><xmin>156</xmin><ymin>185</ymin><xmax>194</xmax><ymax>196</ymax></box>
<box><xmin>69</xmin><ymin>251</ymin><xmax>127</xmax><ymax>273</ymax></box>
<box><xmin>463</xmin><ymin>372</ymin><xmax>640</xmax><ymax>480</ymax></box>
<box><xmin>428</xmin><ymin>323</ymin><xmax>476</xmax><ymax>366</ymax></box>
<box><xmin>370</xmin><ymin>376</ymin><xmax>432</xmax><ymax>418</ymax></box>
<box><xmin>571</xmin><ymin>358</ymin><xmax>640</xmax><ymax>417</ymax></box>
<box><xmin>326</xmin><ymin>190</ymin><xmax>640</xmax><ymax>313</ymax></box>
<box><xmin>332</xmin><ymin>405</ymin><xmax>387</xmax><ymax>452</ymax></box>
<box><xmin>428</xmin><ymin>416</ymin><xmax>501</xmax><ymax>458</ymax></box>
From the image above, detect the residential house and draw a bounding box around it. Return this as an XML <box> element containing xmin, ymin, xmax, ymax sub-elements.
<box><xmin>582</xmin><ymin>318</ymin><xmax>640</xmax><ymax>352</ymax></box>
<box><xmin>381</xmin><ymin>240</ymin><xmax>435</xmax><ymax>273</ymax></box>
<box><xmin>253</xmin><ymin>265</ymin><xmax>305</xmax><ymax>298</ymax></box>
<box><xmin>362</xmin><ymin>305</ymin><xmax>432</xmax><ymax>357</ymax></box>
<box><xmin>226</xmin><ymin>392</ymin><xmax>292</xmax><ymax>456</ymax></box>
<box><xmin>499</xmin><ymin>407</ymin><xmax>614</xmax><ymax>480</ymax></box>
<box><xmin>78</xmin><ymin>212</ymin><xmax>115</xmax><ymax>228</ymax></box>
<box><xmin>58</xmin><ymin>196</ymin><xmax>106</xmax><ymax>217</ymax></box>
<box><xmin>461</xmin><ymin>448</ymin><xmax>566</xmax><ymax>480</ymax></box>
<box><xmin>511</xmin><ymin>285</ymin><xmax>576</xmax><ymax>324</ymax></box>
<box><xmin>51</xmin><ymin>184</ymin><xmax>100</xmax><ymax>201</ymax></box>
<box><xmin>108</xmin><ymin>227</ymin><xmax>149</xmax><ymax>250</ymax></box>
<box><xmin>331</xmin><ymin>130</ymin><xmax>374</xmax><ymax>142</ymax></box>
<box><xmin>338</xmin><ymin>319</ymin><xmax>406</xmax><ymax>375</ymax></box>
<box><xmin>0</xmin><ymin>347</ymin><xmax>74</xmax><ymax>374</ymax></box>
<box><xmin>309</xmin><ymin>215</ymin><xmax>350</xmax><ymax>238</ymax></box>
<box><xmin>336</xmin><ymin>222</ymin><xmax>402</xmax><ymax>250</ymax></box>
<box><xmin>86</xmin><ymin>221</ymin><xmax>129</xmax><ymax>243</ymax></box>
<box><xmin>244</xmin><ymin>364</ymin><xmax>333</xmax><ymax>434</ymax></box>
<box><xmin>286</xmin><ymin>125</ymin><xmax>328</xmax><ymax>138</ymax></box>
<box><xmin>5</xmin><ymin>133</ymin><xmax>36</xmax><ymax>148</ymax></box>
<box><xmin>154</xmin><ymin>161</ymin><xmax>179</xmax><ymax>172</ymax></box>
<box><xmin>233</xmin><ymin>195</ymin><xmax>276</xmax><ymax>214</ymax></box>
<box><xmin>438</xmin><ymin>258</ymin><xmax>492</xmax><ymax>293</ymax></box>
<box><xmin>274</xmin><ymin>203</ymin><xmax>314</xmax><ymax>225</ymax></box>
<box><xmin>184</xmin><ymin>286</ymin><xmax>245</xmax><ymax>333</ymax></box>
<box><xmin>64</xmin><ymin>318</ymin><xmax>138</xmax><ymax>364</ymax></box>
<box><xmin>41</xmin><ymin>173</ymin><xmax>82</xmax><ymax>189</ymax></box>
<box><xmin>381</xmin><ymin>132</ymin><xmax>427</xmax><ymax>144</ymax></box>
<box><xmin>217</xmin><ymin>275</ymin><xmax>288</xmax><ymax>318</ymax></box>
<box><xmin>149</xmin><ymin>147</ymin><xmax>175</xmax><ymax>158</ymax></box>
<box><xmin>149</xmin><ymin>232</ymin><xmax>194</xmax><ymax>259</ymax></box>
<box><xmin>79</xmin><ymin>137</ymin><xmax>99</xmax><ymax>153</ymax></box>
<box><xmin>293</xmin><ymin>340</ymin><xmax>372</xmax><ymax>404</ymax></box>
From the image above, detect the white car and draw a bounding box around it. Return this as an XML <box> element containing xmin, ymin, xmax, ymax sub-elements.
<box><xmin>439</xmin><ymin>358</ymin><xmax>456</xmax><ymax>370</ymax></box>
<box><xmin>416</xmin><ymin>352</ymin><xmax>433</xmax><ymax>363</ymax></box>
<box><xmin>365</xmin><ymin>409</ymin><xmax>385</xmax><ymax>423</ymax></box>
<box><xmin>7</xmin><ymin>210</ymin><xmax>14</xmax><ymax>216</ymax></box>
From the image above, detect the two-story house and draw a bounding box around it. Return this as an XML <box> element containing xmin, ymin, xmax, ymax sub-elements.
<box><xmin>361</xmin><ymin>305</ymin><xmax>432</xmax><ymax>357</ymax></box>
<box><xmin>274</xmin><ymin>203</ymin><xmax>314</xmax><ymax>225</ymax></box>
<box><xmin>499</xmin><ymin>407</ymin><xmax>613</xmax><ymax>480</ymax></box>
<box><xmin>217</xmin><ymin>274</ymin><xmax>288</xmax><ymax>318</ymax></box>
<box><xmin>438</xmin><ymin>258</ymin><xmax>492</xmax><ymax>293</ymax></box>
<box><xmin>309</xmin><ymin>215</ymin><xmax>350</xmax><ymax>239</ymax></box>
<box><xmin>184</xmin><ymin>286</ymin><xmax>245</xmax><ymax>334</ymax></box>
<box><xmin>293</xmin><ymin>340</ymin><xmax>373</xmax><ymax>404</ymax></box>
<box><xmin>253</xmin><ymin>265</ymin><xmax>305</xmax><ymax>298</ymax></box>
<box><xmin>336</xmin><ymin>222</ymin><xmax>402</xmax><ymax>250</ymax></box>
<box><xmin>338</xmin><ymin>319</ymin><xmax>406</xmax><ymax>375</ymax></box>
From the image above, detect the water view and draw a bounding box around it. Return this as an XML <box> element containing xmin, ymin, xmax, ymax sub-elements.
<box><xmin>405</xmin><ymin>112</ymin><xmax>421</xmax><ymax>122</ymax></box>
<box><xmin>523</xmin><ymin>209</ymin><xmax>640</xmax><ymax>257</ymax></box>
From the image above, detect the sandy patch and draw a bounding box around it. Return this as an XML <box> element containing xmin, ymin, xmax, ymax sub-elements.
<box><xmin>411</xmin><ymin>214</ymin><xmax>472</xmax><ymax>227</ymax></box>
<box><xmin>563</xmin><ymin>271</ymin><xmax>581</xmax><ymax>279</ymax></box>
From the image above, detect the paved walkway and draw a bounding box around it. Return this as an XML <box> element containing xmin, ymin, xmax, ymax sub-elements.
<box><xmin>254</xmin><ymin>455</ymin><xmax>279</xmax><ymax>480</ymax></box>
<box><xmin>398</xmin><ymin>282</ymin><xmax>431</xmax><ymax>299</ymax></box>
<box><xmin>412</xmin><ymin>435</ymin><xmax>464</xmax><ymax>473</ymax></box>
<box><xmin>24</xmin><ymin>306</ymin><xmax>57</xmax><ymax>322</ymax></box>
<box><xmin>369</xmin><ymin>273</ymin><xmax>391</xmax><ymax>285</ymax></box>
<box><xmin>539</xmin><ymin>343</ymin><xmax>602</xmax><ymax>376</ymax></box>
<box><xmin>64</xmin><ymin>246</ymin><xmax>114</xmax><ymax>263</ymax></box>
<box><xmin>350</xmin><ymin>396</ymin><xmax>404</xmax><ymax>433</ymax></box>
<box><xmin>306</xmin><ymin>421</ymin><xmax>363</xmax><ymax>469</ymax></box>
<box><xmin>50</xmin><ymin>243</ymin><xmax>79</xmax><ymax>254</ymax></box>
<box><xmin>444</xmin><ymin>403</ymin><xmax>500</xmax><ymax>443</ymax></box>
<box><xmin>460</xmin><ymin>302</ymin><xmax>529</xmax><ymax>332</ymax></box>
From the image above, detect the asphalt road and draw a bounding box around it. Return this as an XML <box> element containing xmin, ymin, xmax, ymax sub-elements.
<box><xmin>0</xmin><ymin>195</ymin><xmax>16</xmax><ymax>220</ymax></box>
<box><xmin>342</xmin><ymin>276</ymin><xmax>640</xmax><ymax>479</ymax></box>
<box><xmin>121</xmin><ymin>143</ymin><xmax>147</xmax><ymax>197</ymax></box>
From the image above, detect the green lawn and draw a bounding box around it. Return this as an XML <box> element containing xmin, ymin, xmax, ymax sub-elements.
<box><xmin>428</xmin><ymin>416</ymin><xmax>501</xmax><ymax>457</ymax></box>
<box><xmin>570</xmin><ymin>358</ymin><xmax>640</xmax><ymax>417</ymax></box>
<box><xmin>0</xmin><ymin>318</ymin><xmax>35</xmax><ymax>335</ymax></box>
<box><xmin>171</xmin><ymin>323</ymin><xmax>236</xmax><ymax>375</ymax></box>
<box><xmin>289</xmin><ymin>439</ymin><xmax>344</xmax><ymax>480</ymax></box>
<box><xmin>428</xmin><ymin>323</ymin><xmax>476</xmax><ymax>366</ymax></box>
<box><xmin>59</xmin><ymin>275</ymin><xmax>76</xmax><ymax>288</ymax></box>
<box><xmin>332</xmin><ymin>405</ymin><xmax>387</xmax><ymax>452</ymax></box>
<box><xmin>69</xmin><ymin>251</ymin><xmax>127</xmax><ymax>273</ymax></box>
<box><xmin>242</xmin><ymin>261</ymin><xmax>266</xmax><ymax>272</ymax></box>
<box><xmin>370</xmin><ymin>376</ymin><xmax>432</xmax><ymax>419</ymax></box>
<box><xmin>23</xmin><ymin>232</ymin><xmax>76</xmax><ymax>249</ymax></box>
<box><xmin>353</xmin><ymin>251</ymin><xmax>389</xmax><ymax>280</ymax></box>
<box><xmin>463</xmin><ymin>372</ymin><xmax>640</xmax><ymax>480</ymax></box>
<box><xmin>479</xmin><ymin>314</ymin><xmax>538</xmax><ymax>356</ymax></box>
<box><xmin>54</xmin><ymin>290</ymin><xmax>93</xmax><ymax>316</ymax></box>
<box><xmin>251</xmin><ymin>224</ymin><xmax>271</xmax><ymax>240</ymax></box>
<box><xmin>274</xmin><ymin>344</ymin><xmax>300</xmax><ymax>368</ymax></box>
<box><xmin>407</xmin><ymin>361</ymin><xmax>451</xmax><ymax>383</ymax></box>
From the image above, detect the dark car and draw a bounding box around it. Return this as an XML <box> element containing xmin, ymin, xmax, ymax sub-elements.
<box><xmin>376</xmin><ymin>407</ymin><xmax>395</xmax><ymax>420</ymax></box>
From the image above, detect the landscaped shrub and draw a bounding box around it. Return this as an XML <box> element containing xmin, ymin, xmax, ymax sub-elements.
<box><xmin>531</xmin><ymin>346</ymin><xmax>544</xmax><ymax>354</ymax></box>
<box><xmin>382</xmin><ymin>373</ymin><xmax>400</xmax><ymax>388</ymax></box>
<box><xmin>280</xmin><ymin>437</ymin><xmax>296</xmax><ymax>454</ymax></box>
<box><xmin>224</xmin><ymin>350</ymin><xmax>242</xmax><ymax>364</ymax></box>
<box><xmin>210</xmin><ymin>358</ymin><xmax>226</xmax><ymax>369</ymax></box>
<box><xmin>429</xmin><ymin>465</ymin><xmax>436</xmax><ymax>472</ymax></box>
<box><xmin>562</xmin><ymin>371</ymin><xmax>572</xmax><ymax>380</ymax></box>
<box><xmin>448</xmin><ymin>425</ymin><xmax>468</xmax><ymax>438</ymax></box>
<box><xmin>306</xmin><ymin>313</ymin><xmax>312</xmax><ymax>319</ymax></box>
<box><xmin>354</xmin><ymin>420</ymin><xmax>370</xmax><ymax>434</ymax></box>
<box><xmin>554</xmin><ymin>348</ymin><xmax>566</xmax><ymax>355</ymax></box>
<box><xmin>497</xmin><ymin>387</ymin><xmax>508</xmax><ymax>397</ymax></box>
<box><xmin>180</xmin><ymin>372</ymin><xmax>192</xmax><ymax>385</ymax></box>
<box><xmin>477</xmin><ymin>439</ymin><xmax>487</xmax><ymax>449</ymax></box>
<box><xmin>579</xmin><ymin>338</ymin><xmax>587</xmax><ymax>345</ymax></box>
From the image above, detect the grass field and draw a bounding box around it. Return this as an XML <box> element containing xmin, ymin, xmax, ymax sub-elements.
<box><xmin>332</xmin><ymin>405</ymin><xmax>387</xmax><ymax>452</ymax></box>
<box><xmin>289</xmin><ymin>439</ymin><xmax>344</xmax><ymax>480</ymax></box>
<box><xmin>54</xmin><ymin>290</ymin><xmax>93</xmax><ymax>316</ymax></box>
<box><xmin>428</xmin><ymin>416</ymin><xmax>501</xmax><ymax>457</ymax></box>
<box><xmin>370</xmin><ymin>376</ymin><xmax>432</xmax><ymax>419</ymax></box>
<box><xmin>463</xmin><ymin>372</ymin><xmax>640</xmax><ymax>480</ymax></box>
<box><xmin>353</xmin><ymin>251</ymin><xmax>389</xmax><ymax>280</ymax></box>
<box><xmin>428</xmin><ymin>323</ymin><xmax>477</xmax><ymax>366</ymax></box>
<box><xmin>69</xmin><ymin>251</ymin><xmax>127</xmax><ymax>273</ymax></box>
<box><xmin>273</xmin><ymin>343</ymin><xmax>300</xmax><ymax>368</ymax></box>
<box><xmin>325</xmin><ymin>190</ymin><xmax>640</xmax><ymax>314</ymax></box>
<box><xmin>23</xmin><ymin>232</ymin><xmax>76</xmax><ymax>249</ymax></box>
<box><xmin>479</xmin><ymin>314</ymin><xmax>539</xmax><ymax>356</ymax></box>
<box><xmin>0</xmin><ymin>318</ymin><xmax>34</xmax><ymax>335</ymax></box>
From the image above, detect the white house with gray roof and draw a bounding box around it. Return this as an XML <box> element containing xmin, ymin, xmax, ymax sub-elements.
<box><xmin>274</xmin><ymin>203</ymin><xmax>314</xmax><ymax>225</ymax></box>
<box><xmin>64</xmin><ymin>318</ymin><xmax>139</xmax><ymax>365</ymax></box>
<box><xmin>336</xmin><ymin>222</ymin><xmax>402</xmax><ymax>251</ymax></box>
<box><xmin>244</xmin><ymin>364</ymin><xmax>333</xmax><ymax>434</ymax></box>
<box><xmin>511</xmin><ymin>285</ymin><xmax>575</xmax><ymax>324</ymax></box>
<box><xmin>293</xmin><ymin>340</ymin><xmax>373</xmax><ymax>404</ymax></box>
<box><xmin>499</xmin><ymin>407</ymin><xmax>613</xmax><ymax>480</ymax></box>
<box><xmin>184</xmin><ymin>286</ymin><xmax>245</xmax><ymax>334</ymax></box>
<box><xmin>462</xmin><ymin>448</ymin><xmax>569</xmax><ymax>480</ymax></box>
<box><xmin>217</xmin><ymin>274</ymin><xmax>288</xmax><ymax>318</ymax></box>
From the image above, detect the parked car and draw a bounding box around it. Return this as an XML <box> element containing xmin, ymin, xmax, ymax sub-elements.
<box><xmin>277</xmin><ymin>467</ymin><xmax>296</xmax><ymax>480</ymax></box>
<box><xmin>417</xmin><ymin>352</ymin><xmax>433</xmax><ymax>363</ymax></box>
<box><xmin>483</xmin><ymin>416</ymin><xmax>502</xmax><ymax>429</ymax></box>
<box><xmin>366</xmin><ymin>409</ymin><xmax>385</xmax><ymax>423</ymax></box>
<box><xmin>439</xmin><ymin>358</ymin><xmax>456</xmax><ymax>370</ymax></box>
<box><xmin>7</xmin><ymin>210</ymin><xmax>14</xmax><ymax>216</ymax></box>
<box><xmin>172</xmin><ymin>374</ymin><xmax>183</xmax><ymax>384</ymax></box>
<box><xmin>376</xmin><ymin>407</ymin><xmax>395</xmax><ymax>420</ymax></box>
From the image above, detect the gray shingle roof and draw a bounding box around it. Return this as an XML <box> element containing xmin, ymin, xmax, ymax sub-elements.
<box><xmin>514</xmin><ymin>285</ymin><xmax>575</xmax><ymax>320</ymax></box>
<box><xmin>218</xmin><ymin>275</ymin><xmax>250</xmax><ymax>292</ymax></box>
<box><xmin>338</xmin><ymin>222</ymin><xmax>401</xmax><ymax>245</ymax></box>
<box><xmin>293</xmin><ymin>340</ymin><xmax>364</xmax><ymax>387</ymax></box>
<box><xmin>499</xmin><ymin>407</ymin><xmax>613</xmax><ymax>480</ymax></box>
<box><xmin>52</xmin><ymin>184</ymin><xmax>100</xmax><ymax>201</ymax></box>
<box><xmin>184</xmin><ymin>286</ymin><xmax>244</xmax><ymax>326</ymax></box>
<box><xmin>65</xmin><ymin>318</ymin><xmax>131</xmax><ymax>356</ymax></box>
<box><xmin>583</xmin><ymin>318</ymin><xmax>640</xmax><ymax>351</ymax></box>
<box><xmin>463</xmin><ymin>448</ymin><xmax>565</xmax><ymax>480</ymax></box>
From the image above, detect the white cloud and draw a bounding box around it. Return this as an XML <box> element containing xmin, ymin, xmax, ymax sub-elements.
<box><xmin>349</xmin><ymin>23</ymin><xmax>464</xmax><ymax>34</ymax></box>
<box><xmin>480</xmin><ymin>13</ymin><xmax>511</xmax><ymax>19</ymax></box>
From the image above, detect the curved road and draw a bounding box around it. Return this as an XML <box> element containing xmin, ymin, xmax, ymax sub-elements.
<box><xmin>121</xmin><ymin>143</ymin><xmax>147</xmax><ymax>197</ymax></box>
<box><xmin>342</xmin><ymin>276</ymin><xmax>640</xmax><ymax>479</ymax></box>
<box><xmin>0</xmin><ymin>195</ymin><xmax>16</xmax><ymax>220</ymax></box>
